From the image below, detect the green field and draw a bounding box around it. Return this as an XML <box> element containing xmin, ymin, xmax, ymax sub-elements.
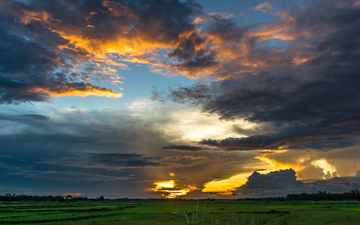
<box><xmin>0</xmin><ymin>200</ymin><xmax>360</xmax><ymax>225</ymax></box>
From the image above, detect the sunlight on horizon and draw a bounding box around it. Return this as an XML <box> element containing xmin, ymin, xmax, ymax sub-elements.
<box><xmin>202</xmin><ymin>173</ymin><xmax>251</xmax><ymax>195</ymax></box>
<box><xmin>166</xmin><ymin>109</ymin><xmax>255</xmax><ymax>142</ymax></box>
<box><xmin>150</xmin><ymin>180</ymin><xmax>197</xmax><ymax>198</ymax></box>
<box><xmin>311</xmin><ymin>159</ymin><xmax>337</xmax><ymax>179</ymax></box>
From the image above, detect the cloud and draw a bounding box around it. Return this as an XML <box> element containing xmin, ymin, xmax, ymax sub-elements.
<box><xmin>249</xmin><ymin>145</ymin><xmax>360</xmax><ymax>181</ymax></box>
<box><xmin>153</xmin><ymin>84</ymin><xmax>213</xmax><ymax>105</ymax></box>
<box><xmin>200</xmin><ymin>136</ymin><xmax>281</xmax><ymax>151</ymax></box>
<box><xmin>150</xmin><ymin>180</ymin><xmax>197</xmax><ymax>198</ymax></box>
<box><xmin>43</xmin><ymin>152</ymin><xmax>218</xmax><ymax>170</ymax></box>
<box><xmin>161</xmin><ymin>155</ymin><xmax>215</xmax><ymax>168</ymax></box>
<box><xmin>0</xmin><ymin>107</ymin><xmax>233</xmax><ymax>171</ymax></box>
<box><xmin>90</xmin><ymin>153</ymin><xmax>161</xmax><ymax>168</ymax></box>
<box><xmin>161</xmin><ymin>145</ymin><xmax>205</xmax><ymax>151</ymax></box>
<box><xmin>0</xmin><ymin>113</ymin><xmax>51</xmax><ymax>135</ymax></box>
<box><xmin>199</xmin><ymin>120</ymin><xmax>360</xmax><ymax>151</ymax></box>
<box><xmin>306</xmin><ymin>177</ymin><xmax>360</xmax><ymax>193</ymax></box>
<box><xmin>71</xmin><ymin>106</ymin><xmax>85</xmax><ymax>117</ymax></box>
<box><xmin>233</xmin><ymin>169</ymin><xmax>360</xmax><ymax>198</ymax></box>
<box><xmin>8</xmin><ymin>170</ymin><xmax>132</xmax><ymax>181</ymax></box>
<box><xmin>233</xmin><ymin>169</ymin><xmax>304</xmax><ymax>197</ymax></box>
<box><xmin>154</xmin><ymin>0</ymin><xmax>360</xmax><ymax>151</ymax></box>
<box><xmin>18</xmin><ymin>114</ymin><xmax>50</xmax><ymax>121</ymax></box>
<box><xmin>126</xmin><ymin>99</ymin><xmax>155</xmax><ymax>109</ymax></box>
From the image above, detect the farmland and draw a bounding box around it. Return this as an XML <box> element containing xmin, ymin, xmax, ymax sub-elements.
<box><xmin>0</xmin><ymin>199</ymin><xmax>360</xmax><ymax>225</ymax></box>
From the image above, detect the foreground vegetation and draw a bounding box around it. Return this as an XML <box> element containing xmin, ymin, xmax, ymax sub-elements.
<box><xmin>1</xmin><ymin>198</ymin><xmax>360</xmax><ymax>225</ymax></box>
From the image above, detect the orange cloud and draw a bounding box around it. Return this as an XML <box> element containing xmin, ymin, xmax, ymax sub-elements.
<box><xmin>250</xmin><ymin>2</ymin><xmax>305</xmax><ymax>42</ymax></box>
<box><xmin>63</xmin><ymin>193</ymin><xmax>84</xmax><ymax>196</ymax></box>
<box><xmin>126</xmin><ymin>99</ymin><xmax>155</xmax><ymax>108</ymax></box>
<box><xmin>102</xmin><ymin>0</ymin><xmax>137</xmax><ymax>18</ymax></box>
<box><xmin>253</xmin><ymin>2</ymin><xmax>273</xmax><ymax>13</ymax></box>
<box><xmin>253</xmin><ymin>2</ymin><xmax>295</xmax><ymax>21</ymax></box>
<box><xmin>202</xmin><ymin>173</ymin><xmax>250</xmax><ymax>195</ymax></box>
<box><xmin>18</xmin><ymin>9</ymin><xmax>51</xmax><ymax>25</ymax></box>
<box><xmin>311</xmin><ymin>159</ymin><xmax>338</xmax><ymax>179</ymax></box>
<box><xmin>255</xmin><ymin>150</ymin><xmax>305</xmax><ymax>174</ymax></box>
<box><xmin>30</xmin><ymin>85</ymin><xmax>122</xmax><ymax>98</ymax></box>
<box><xmin>150</xmin><ymin>180</ymin><xmax>197</xmax><ymax>198</ymax></box>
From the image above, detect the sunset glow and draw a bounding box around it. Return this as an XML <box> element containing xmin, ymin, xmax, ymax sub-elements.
<box><xmin>203</xmin><ymin>173</ymin><xmax>250</xmax><ymax>195</ymax></box>
<box><xmin>311</xmin><ymin>159</ymin><xmax>338</xmax><ymax>179</ymax></box>
<box><xmin>151</xmin><ymin>180</ymin><xmax>197</xmax><ymax>199</ymax></box>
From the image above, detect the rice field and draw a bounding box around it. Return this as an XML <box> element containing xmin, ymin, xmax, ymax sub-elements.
<box><xmin>0</xmin><ymin>199</ymin><xmax>360</xmax><ymax>224</ymax></box>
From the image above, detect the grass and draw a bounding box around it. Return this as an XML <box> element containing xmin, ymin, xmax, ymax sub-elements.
<box><xmin>0</xmin><ymin>200</ymin><xmax>360</xmax><ymax>224</ymax></box>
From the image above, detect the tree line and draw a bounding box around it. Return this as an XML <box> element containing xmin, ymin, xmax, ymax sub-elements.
<box><xmin>0</xmin><ymin>193</ymin><xmax>104</xmax><ymax>202</ymax></box>
<box><xmin>238</xmin><ymin>190</ymin><xmax>360</xmax><ymax>201</ymax></box>
<box><xmin>286</xmin><ymin>190</ymin><xmax>360</xmax><ymax>201</ymax></box>
<box><xmin>1</xmin><ymin>190</ymin><xmax>360</xmax><ymax>202</ymax></box>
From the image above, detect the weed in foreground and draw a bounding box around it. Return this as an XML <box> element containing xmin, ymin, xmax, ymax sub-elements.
<box><xmin>184</xmin><ymin>201</ymin><xmax>274</xmax><ymax>225</ymax></box>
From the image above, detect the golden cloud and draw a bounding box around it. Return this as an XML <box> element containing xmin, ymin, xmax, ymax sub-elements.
<box><xmin>150</xmin><ymin>180</ymin><xmax>197</xmax><ymax>199</ymax></box>
<box><xmin>30</xmin><ymin>85</ymin><xmax>123</xmax><ymax>98</ymax></box>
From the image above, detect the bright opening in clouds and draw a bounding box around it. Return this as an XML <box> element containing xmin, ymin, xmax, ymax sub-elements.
<box><xmin>203</xmin><ymin>173</ymin><xmax>250</xmax><ymax>196</ymax></box>
<box><xmin>311</xmin><ymin>159</ymin><xmax>338</xmax><ymax>179</ymax></box>
<box><xmin>151</xmin><ymin>180</ymin><xmax>197</xmax><ymax>198</ymax></box>
<box><xmin>163</xmin><ymin>109</ymin><xmax>252</xmax><ymax>141</ymax></box>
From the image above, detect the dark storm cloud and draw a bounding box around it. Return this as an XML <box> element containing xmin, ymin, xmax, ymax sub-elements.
<box><xmin>204</xmin><ymin>14</ymin><xmax>245</xmax><ymax>43</ymax></box>
<box><xmin>153</xmin><ymin>84</ymin><xmax>213</xmax><ymax>105</ymax></box>
<box><xmin>155</xmin><ymin>0</ymin><xmax>360</xmax><ymax>151</ymax></box>
<box><xmin>161</xmin><ymin>145</ymin><xmax>204</xmax><ymax>151</ymax></box>
<box><xmin>89</xmin><ymin>153</ymin><xmax>161</xmax><ymax>168</ymax></box>
<box><xmin>168</xmin><ymin>33</ymin><xmax>206</xmax><ymax>61</ymax></box>
<box><xmin>0</xmin><ymin>107</ymin><xmax>242</xmax><ymax>198</ymax></box>
<box><xmin>8</xmin><ymin>170</ymin><xmax>131</xmax><ymax>181</ymax></box>
<box><xmin>0</xmin><ymin>107</ymin><xmax>218</xmax><ymax>177</ymax></box>
<box><xmin>0</xmin><ymin>108</ymin><xmax>169</xmax><ymax>196</ymax></box>
<box><xmin>0</xmin><ymin>113</ymin><xmax>50</xmax><ymax>122</ymax></box>
<box><xmin>233</xmin><ymin>169</ymin><xmax>360</xmax><ymax>198</ymax></box>
<box><xmin>169</xmin><ymin>53</ymin><xmax>219</xmax><ymax>78</ymax></box>
<box><xmin>0</xmin><ymin>109</ymin><xmax>174</xmax><ymax>159</ymax></box>
<box><xmin>200</xmin><ymin>117</ymin><xmax>360</xmax><ymax>150</ymax></box>
<box><xmin>18</xmin><ymin>114</ymin><xmax>50</xmax><ymax>120</ymax></box>
<box><xmin>305</xmin><ymin>177</ymin><xmax>360</xmax><ymax>193</ymax></box>
<box><xmin>165</xmin><ymin>13</ymin><xmax>247</xmax><ymax>78</ymax></box>
<box><xmin>18</xmin><ymin>0</ymin><xmax>201</xmax><ymax>44</ymax></box>
<box><xmin>200</xmin><ymin>136</ymin><xmax>282</xmax><ymax>151</ymax></box>
<box><xmin>233</xmin><ymin>169</ymin><xmax>304</xmax><ymax>197</ymax></box>
<box><xmin>43</xmin><ymin>150</ymin><xmax>216</xmax><ymax>170</ymax></box>
<box><xmin>167</xmin><ymin>32</ymin><xmax>219</xmax><ymax>78</ymax></box>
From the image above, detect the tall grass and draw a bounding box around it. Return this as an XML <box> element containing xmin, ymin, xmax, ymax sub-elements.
<box><xmin>184</xmin><ymin>201</ymin><xmax>273</xmax><ymax>225</ymax></box>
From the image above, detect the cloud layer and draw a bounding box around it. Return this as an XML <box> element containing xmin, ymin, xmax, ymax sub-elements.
<box><xmin>153</xmin><ymin>0</ymin><xmax>360</xmax><ymax>152</ymax></box>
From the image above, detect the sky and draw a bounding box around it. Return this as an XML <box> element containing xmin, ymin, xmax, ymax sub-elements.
<box><xmin>1</xmin><ymin>0</ymin><xmax>360</xmax><ymax>199</ymax></box>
